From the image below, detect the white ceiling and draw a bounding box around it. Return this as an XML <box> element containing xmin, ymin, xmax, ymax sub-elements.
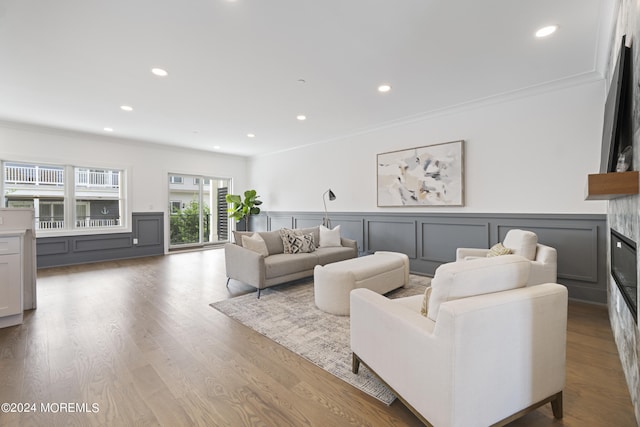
<box><xmin>0</xmin><ymin>0</ymin><xmax>611</xmax><ymax>157</ymax></box>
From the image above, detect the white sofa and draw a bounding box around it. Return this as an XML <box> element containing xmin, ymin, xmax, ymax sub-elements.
<box><xmin>350</xmin><ymin>255</ymin><xmax>568</xmax><ymax>427</ymax></box>
<box><xmin>456</xmin><ymin>229</ymin><xmax>557</xmax><ymax>286</ymax></box>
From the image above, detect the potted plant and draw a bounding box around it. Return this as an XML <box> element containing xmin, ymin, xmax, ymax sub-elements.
<box><xmin>225</xmin><ymin>189</ymin><xmax>262</xmax><ymax>231</ymax></box>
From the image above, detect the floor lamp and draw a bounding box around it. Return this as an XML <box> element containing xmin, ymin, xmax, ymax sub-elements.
<box><xmin>322</xmin><ymin>189</ymin><xmax>336</xmax><ymax>228</ymax></box>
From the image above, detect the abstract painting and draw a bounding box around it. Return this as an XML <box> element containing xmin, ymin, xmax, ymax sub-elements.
<box><xmin>377</xmin><ymin>140</ymin><xmax>464</xmax><ymax>206</ymax></box>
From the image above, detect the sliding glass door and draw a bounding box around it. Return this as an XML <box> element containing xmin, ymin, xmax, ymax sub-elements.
<box><xmin>168</xmin><ymin>174</ymin><xmax>230</xmax><ymax>248</ymax></box>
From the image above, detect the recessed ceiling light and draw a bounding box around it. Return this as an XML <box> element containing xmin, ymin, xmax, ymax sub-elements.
<box><xmin>296</xmin><ymin>115</ymin><xmax>307</xmax><ymax>121</ymax></box>
<box><xmin>103</xmin><ymin>127</ymin><xmax>113</xmax><ymax>132</ymax></box>
<box><xmin>247</xmin><ymin>133</ymin><xmax>255</xmax><ymax>138</ymax></box>
<box><xmin>378</xmin><ymin>84</ymin><xmax>392</xmax><ymax>93</ymax></box>
<box><xmin>213</xmin><ymin>145</ymin><xmax>221</xmax><ymax>150</ymax></box>
<box><xmin>151</xmin><ymin>68</ymin><xmax>168</xmax><ymax>77</ymax></box>
<box><xmin>535</xmin><ymin>25</ymin><xmax>558</xmax><ymax>38</ymax></box>
<box><xmin>120</xmin><ymin>105</ymin><xmax>133</xmax><ymax>112</ymax></box>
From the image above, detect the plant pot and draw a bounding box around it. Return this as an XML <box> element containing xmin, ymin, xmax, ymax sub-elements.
<box><xmin>235</xmin><ymin>218</ymin><xmax>248</xmax><ymax>232</ymax></box>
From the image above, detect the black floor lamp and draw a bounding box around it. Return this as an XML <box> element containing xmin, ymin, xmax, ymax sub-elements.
<box><xmin>322</xmin><ymin>189</ymin><xmax>336</xmax><ymax>228</ymax></box>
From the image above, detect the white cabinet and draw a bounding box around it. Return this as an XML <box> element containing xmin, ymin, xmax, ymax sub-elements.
<box><xmin>0</xmin><ymin>233</ymin><xmax>24</xmax><ymax>328</ymax></box>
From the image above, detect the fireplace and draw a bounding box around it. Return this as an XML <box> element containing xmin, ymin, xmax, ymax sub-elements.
<box><xmin>611</xmin><ymin>229</ymin><xmax>638</xmax><ymax>323</ymax></box>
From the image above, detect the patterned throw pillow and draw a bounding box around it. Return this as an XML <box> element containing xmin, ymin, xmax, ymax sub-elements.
<box><xmin>280</xmin><ymin>229</ymin><xmax>316</xmax><ymax>254</ymax></box>
<box><xmin>486</xmin><ymin>242</ymin><xmax>512</xmax><ymax>257</ymax></box>
<box><xmin>289</xmin><ymin>233</ymin><xmax>316</xmax><ymax>253</ymax></box>
<box><xmin>420</xmin><ymin>286</ymin><xmax>432</xmax><ymax>317</ymax></box>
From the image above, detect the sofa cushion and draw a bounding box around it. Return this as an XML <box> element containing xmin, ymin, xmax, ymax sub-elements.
<box><xmin>264</xmin><ymin>253</ymin><xmax>319</xmax><ymax>278</ymax></box>
<box><xmin>319</xmin><ymin>225</ymin><xmax>342</xmax><ymax>247</ymax></box>
<box><xmin>257</xmin><ymin>230</ymin><xmax>285</xmax><ymax>255</ymax></box>
<box><xmin>315</xmin><ymin>246</ymin><xmax>357</xmax><ymax>265</ymax></box>
<box><xmin>233</xmin><ymin>231</ymin><xmax>252</xmax><ymax>247</ymax></box>
<box><xmin>298</xmin><ymin>226</ymin><xmax>320</xmax><ymax>246</ymax></box>
<box><xmin>241</xmin><ymin>233</ymin><xmax>269</xmax><ymax>257</ymax></box>
<box><xmin>486</xmin><ymin>242</ymin><xmax>512</xmax><ymax>257</ymax></box>
<box><xmin>503</xmin><ymin>229</ymin><xmax>538</xmax><ymax>260</ymax></box>
<box><xmin>427</xmin><ymin>255</ymin><xmax>530</xmax><ymax>321</ymax></box>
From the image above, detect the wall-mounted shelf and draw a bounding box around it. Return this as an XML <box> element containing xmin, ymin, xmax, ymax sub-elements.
<box><xmin>586</xmin><ymin>171</ymin><xmax>639</xmax><ymax>200</ymax></box>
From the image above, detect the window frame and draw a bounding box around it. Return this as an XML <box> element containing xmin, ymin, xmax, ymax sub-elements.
<box><xmin>2</xmin><ymin>159</ymin><xmax>131</xmax><ymax>237</ymax></box>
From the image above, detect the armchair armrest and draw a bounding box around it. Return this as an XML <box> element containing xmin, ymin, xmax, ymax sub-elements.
<box><xmin>456</xmin><ymin>247</ymin><xmax>489</xmax><ymax>261</ymax></box>
<box><xmin>529</xmin><ymin>244</ymin><xmax>558</xmax><ymax>284</ymax></box>
<box><xmin>224</xmin><ymin>243</ymin><xmax>266</xmax><ymax>289</ymax></box>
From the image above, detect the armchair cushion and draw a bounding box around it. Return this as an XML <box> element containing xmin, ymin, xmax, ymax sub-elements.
<box><xmin>503</xmin><ymin>229</ymin><xmax>538</xmax><ymax>260</ymax></box>
<box><xmin>427</xmin><ymin>255</ymin><xmax>530</xmax><ymax>321</ymax></box>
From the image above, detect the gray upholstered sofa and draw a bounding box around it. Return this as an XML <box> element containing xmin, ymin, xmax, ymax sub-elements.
<box><xmin>225</xmin><ymin>226</ymin><xmax>358</xmax><ymax>297</ymax></box>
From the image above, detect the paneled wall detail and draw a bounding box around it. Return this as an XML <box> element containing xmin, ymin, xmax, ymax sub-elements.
<box><xmin>37</xmin><ymin>212</ymin><xmax>164</xmax><ymax>268</ymax></box>
<box><xmin>257</xmin><ymin>211</ymin><xmax>607</xmax><ymax>304</ymax></box>
<box><xmin>365</xmin><ymin>219</ymin><xmax>417</xmax><ymax>258</ymax></box>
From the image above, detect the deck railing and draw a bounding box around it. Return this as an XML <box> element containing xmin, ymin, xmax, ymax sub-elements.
<box><xmin>75</xmin><ymin>169</ymin><xmax>119</xmax><ymax>188</ymax></box>
<box><xmin>4</xmin><ymin>165</ymin><xmax>64</xmax><ymax>186</ymax></box>
<box><xmin>4</xmin><ymin>165</ymin><xmax>119</xmax><ymax>188</ymax></box>
<box><xmin>36</xmin><ymin>218</ymin><xmax>120</xmax><ymax>230</ymax></box>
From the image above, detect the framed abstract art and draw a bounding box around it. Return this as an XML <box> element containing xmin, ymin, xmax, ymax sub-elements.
<box><xmin>377</xmin><ymin>140</ymin><xmax>464</xmax><ymax>207</ymax></box>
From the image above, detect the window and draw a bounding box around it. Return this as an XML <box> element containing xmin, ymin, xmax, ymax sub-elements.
<box><xmin>168</xmin><ymin>174</ymin><xmax>230</xmax><ymax>247</ymax></box>
<box><xmin>74</xmin><ymin>167</ymin><xmax>122</xmax><ymax>228</ymax></box>
<box><xmin>2</xmin><ymin>161</ymin><xmax>127</xmax><ymax>235</ymax></box>
<box><xmin>170</xmin><ymin>200</ymin><xmax>181</xmax><ymax>213</ymax></box>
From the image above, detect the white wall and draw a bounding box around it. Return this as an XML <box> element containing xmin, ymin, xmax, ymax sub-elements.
<box><xmin>249</xmin><ymin>78</ymin><xmax>608</xmax><ymax>214</ymax></box>
<box><xmin>0</xmin><ymin>121</ymin><xmax>248</xmax><ymax>248</ymax></box>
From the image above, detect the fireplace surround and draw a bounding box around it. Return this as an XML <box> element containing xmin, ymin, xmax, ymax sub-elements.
<box><xmin>611</xmin><ymin>228</ymin><xmax>637</xmax><ymax>323</ymax></box>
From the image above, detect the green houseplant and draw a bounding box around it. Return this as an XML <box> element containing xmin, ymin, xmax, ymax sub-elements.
<box><xmin>225</xmin><ymin>189</ymin><xmax>262</xmax><ymax>231</ymax></box>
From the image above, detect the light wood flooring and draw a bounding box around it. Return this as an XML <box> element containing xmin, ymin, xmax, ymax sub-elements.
<box><xmin>0</xmin><ymin>248</ymin><xmax>636</xmax><ymax>426</ymax></box>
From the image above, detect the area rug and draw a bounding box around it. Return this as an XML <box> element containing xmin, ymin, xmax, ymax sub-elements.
<box><xmin>210</xmin><ymin>274</ymin><xmax>430</xmax><ymax>405</ymax></box>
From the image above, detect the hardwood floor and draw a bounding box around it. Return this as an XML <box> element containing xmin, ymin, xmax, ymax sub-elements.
<box><xmin>0</xmin><ymin>249</ymin><xmax>636</xmax><ymax>426</ymax></box>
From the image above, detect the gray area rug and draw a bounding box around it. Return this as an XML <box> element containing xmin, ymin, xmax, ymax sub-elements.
<box><xmin>210</xmin><ymin>274</ymin><xmax>430</xmax><ymax>405</ymax></box>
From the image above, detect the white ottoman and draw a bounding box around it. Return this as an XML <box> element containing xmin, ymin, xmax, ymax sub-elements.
<box><xmin>313</xmin><ymin>251</ymin><xmax>409</xmax><ymax>315</ymax></box>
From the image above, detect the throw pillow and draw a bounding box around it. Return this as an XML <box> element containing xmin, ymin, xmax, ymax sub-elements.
<box><xmin>279</xmin><ymin>228</ymin><xmax>300</xmax><ymax>254</ymax></box>
<box><xmin>289</xmin><ymin>233</ymin><xmax>316</xmax><ymax>254</ymax></box>
<box><xmin>486</xmin><ymin>242</ymin><xmax>512</xmax><ymax>257</ymax></box>
<box><xmin>241</xmin><ymin>233</ymin><xmax>269</xmax><ymax>257</ymax></box>
<box><xmin>319</xmin><ymin>225</ymin><xmax>341</xmax><ymax>247</ymax></box>
<box><xmin>420</xmin><ymin>286</ymin><xmax>432</xmax><ymax>317</ymax></box>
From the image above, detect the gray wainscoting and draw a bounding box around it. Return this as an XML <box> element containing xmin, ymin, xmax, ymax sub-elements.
<box><xmin>37</xmin><ymin>212</ymin><xmax>164</xmax><ymax>268</ymax></box>
<box><xmin>253</xmin><ymin>211</ymin><xmax>607</xmax><ymax>304</ymax></box>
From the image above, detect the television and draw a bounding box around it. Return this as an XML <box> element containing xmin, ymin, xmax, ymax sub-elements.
<box><xmin>599</xmin><ymin>35</ymin><xmax>632</xmax><ymax>173</ymax></box>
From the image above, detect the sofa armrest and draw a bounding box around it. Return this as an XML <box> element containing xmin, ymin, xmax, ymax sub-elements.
<box><xmin>456</xmin><ymin>247</ymin><xmax>489</xmax><ymax>261</ymax></box>
<box><xmin>224</xmin><ymin>243</ymin><xmax>265</xmax><ymax>289</ymax></box>
<box><xmin>340</xmin><ymin>237</ymin><xmax>358</xmax><ymax>255</ymax></box>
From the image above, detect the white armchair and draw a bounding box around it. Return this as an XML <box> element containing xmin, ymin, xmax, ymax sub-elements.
<box><xmin>456</xmin><ymin>229</ymin><xmax>557</xmax><ymax>286</ymax></box>
<box><xmin>350</xmin><ymin>255</ymin><xmax>567</xmax><ymax>427</ymax></box>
